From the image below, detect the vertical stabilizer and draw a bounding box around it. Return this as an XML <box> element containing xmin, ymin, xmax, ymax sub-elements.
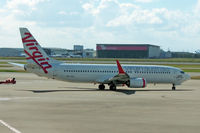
<box><xmin>116</xmin><ymin>60</ymin><xmax>125</xmax><ymax>74</ymax></box>
<box><xmin>19</xmin><ymin>28</ymin><xmax>53</xmax><ymax>74</ymax></box>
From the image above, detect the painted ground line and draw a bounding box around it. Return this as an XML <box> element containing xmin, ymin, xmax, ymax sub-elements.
<box><xmin>0</xmin><ymin>120</ymin><xmax>22</xmax><ymax>133</ymax></box>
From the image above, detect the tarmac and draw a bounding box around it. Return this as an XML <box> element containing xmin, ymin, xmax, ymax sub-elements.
<box><xmin>0</xmin><ymin>72</ymin><xmax>200</xmax><ymax>133</ymax></box>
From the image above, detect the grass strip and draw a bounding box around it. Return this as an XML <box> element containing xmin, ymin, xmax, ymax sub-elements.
<box><xmin>0</xmin><ymin>57</ymin><xmax>25</xmax><ymax>60</ymax></box>
<box><xmin>182</xmin><ymin>69</ymin><xmax>200</xmax><ymax>72</ymax></box>
<box><xmin>164</xmin><ymin>64</ymin><xmax>200</xmax><ymax>68</ymax></box>
<box><xmin>0</xmin><ymin>65</ymin><xmax>12</xmax><ymax>67</ymax></box>
<box><xmin>0</xmin><ymin>62</ymin><xmax>9</xmax><ymax>64</ymax></box>
<box><xmin>191</xmin><ymin>76</ymin><xmax>200</xmax><ymax>80</ymax></box>
<box><xmin>0</xmin><ymin>69</ymin><xmax>26</xmax><ymax>73</ymax></box>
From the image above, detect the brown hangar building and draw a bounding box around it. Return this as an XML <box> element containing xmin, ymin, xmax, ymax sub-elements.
<box><xmin>96</xmin><ymin>44</ymin><xmax>160</xmax><ymax>58</ymax></box>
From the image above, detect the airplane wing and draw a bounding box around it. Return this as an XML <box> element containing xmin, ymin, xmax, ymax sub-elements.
<box><xmin>98</xmin><ymin>60</ymin><xmax>130</xmax><ymax>84</ymax></box>
<box><xmin>8</xmin><ymin>62</ymin><xmax>25</xmax><ymax>68</ymax></box>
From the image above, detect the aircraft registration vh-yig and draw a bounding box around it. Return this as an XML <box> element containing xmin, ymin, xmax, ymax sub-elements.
<box><xmin>10</xmin><ymin>28</ymin><xmax>190</xmax><ymax>91</ymax></box>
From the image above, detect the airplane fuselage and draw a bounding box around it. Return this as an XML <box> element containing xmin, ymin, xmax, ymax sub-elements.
<box><xmin>27</xmin><ymin>63</ymin><xmax>190</xmax><ymax>86</ymax></box>
<box><xmin>17</xmin><ymin>28</ymin><xmax>190</xmax><ymax>90</ymax></box>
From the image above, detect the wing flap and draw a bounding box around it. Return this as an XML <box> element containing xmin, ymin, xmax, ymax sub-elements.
<box><xmin>97</xmin><ymin>60</ymin><xmax>130</xmax><ymax>84</ymax></box>
<box><xmin>108</xmin><ymin>73</ymin><xmax>129</xmax><ymax>82</ymax></box>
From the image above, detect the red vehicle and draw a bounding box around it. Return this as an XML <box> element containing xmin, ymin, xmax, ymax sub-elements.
<box><xmin>0</xmin><ymin>78</ymin><xmax>16</xmax><ymax>84</ymax></box>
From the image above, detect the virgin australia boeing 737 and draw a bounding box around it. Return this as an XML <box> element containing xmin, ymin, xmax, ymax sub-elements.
<box><xmin>10</xmin><ymin>28</ymin><xmax>190</xmax><ymax>91</ymax></box>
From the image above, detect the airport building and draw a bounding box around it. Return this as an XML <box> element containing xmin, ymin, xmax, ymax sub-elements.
<box><xmin>74</xmin><ymin>45</ymin><xmax>84</xmax><ymax>51</ymax></box>
<box><xmin>96</xmin><ymin>44</ymin><xmax>160</xmax><ymax>58</ymax></box>
<box><xmin>0</xmin><ymin>48</ymin><xmax>24</xmax><ymax>57</ymax></box>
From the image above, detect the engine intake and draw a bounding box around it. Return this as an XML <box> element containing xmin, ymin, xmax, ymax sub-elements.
<box><xmin>127</xmin><ymin>78</ymin><xmax>147</xmax><ymax>88</ymax></box>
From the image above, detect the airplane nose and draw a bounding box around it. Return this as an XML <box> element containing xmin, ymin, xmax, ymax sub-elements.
<box><xmin>185</xmin><ymin>73</ymin><xmax>191</xmax><ymax>80</ymax></box>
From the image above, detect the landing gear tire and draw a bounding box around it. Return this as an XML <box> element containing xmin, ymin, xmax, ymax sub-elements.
<box><xmin>99</xmin><ymin>84</ymin><xmax>105</xmax><ymax>90</ymax></box>
<box><xmin>172</xmin><ymin>84</ymin><xmax>176</xmax><ymax>91</ymax></box>
<box><xmin>109</xmin><ymin>85</ymin><xmax>116</xmax><ymax>91</ymax></box>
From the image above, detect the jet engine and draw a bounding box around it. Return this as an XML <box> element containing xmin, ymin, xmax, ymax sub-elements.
<box><xmin>126</xmin><ymin>78</ymin><xmax>147</xmax><ymax>88</ymax></box>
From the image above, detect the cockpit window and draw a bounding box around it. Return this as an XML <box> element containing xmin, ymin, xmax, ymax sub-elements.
<box><xmin>180</xmin><ymin>71</ymin><xmax>185</xmax><ymax>74</ymax></box>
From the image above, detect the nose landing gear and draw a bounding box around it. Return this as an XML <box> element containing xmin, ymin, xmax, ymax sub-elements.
<box><xmin>172</xmin><ymin>84</ymin><xmax>176</xmax><ymax>91</ymax></box>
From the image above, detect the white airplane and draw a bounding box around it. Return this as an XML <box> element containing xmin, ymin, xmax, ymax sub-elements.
<box><xmin>10</xmin><ymin>28</ymin><xmax>190</xmax><ymax>91</ymax></box>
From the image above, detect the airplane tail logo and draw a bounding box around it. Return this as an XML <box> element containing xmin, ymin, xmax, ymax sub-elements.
<box><xmin>20</xmin><ymin>28</ymin><xmax>52</xmax><ymax>74</ymax></box>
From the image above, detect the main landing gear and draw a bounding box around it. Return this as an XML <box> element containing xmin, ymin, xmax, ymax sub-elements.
<box><xmin>98</xmin><ymin>84</ymin><xmax>105</xmax><ymax>90</ymax></box>
<box><xmin>98</xmin><ymin>84</ymin><xmax>117</xmax><ymax>91</ymax></box>
<box><xmin>172</xmin><ymin>84</ymin><xmax>176</xmax><ymax>91</ymax></box>
<box><xmin>109</xmin><ymin>84</ymin><xmax>117</xmax><ymax>91</ymax></box>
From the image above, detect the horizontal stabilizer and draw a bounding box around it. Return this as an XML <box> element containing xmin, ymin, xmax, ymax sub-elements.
<box><xmin>8</xmin><ymin>62</ymin><xmax>24</xmax><ymax>68</ymax></box>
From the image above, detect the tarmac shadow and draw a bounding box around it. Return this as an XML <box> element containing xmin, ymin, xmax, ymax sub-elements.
<box><xmin>20</xmin><ymin>86</ymin><xmax>136</xmax><ymax>95</ymax></box>
<box><xmin>20</xmin><ymin>88</ymin><xmax>192</xmax><ymax>95</ymax></box>
<box><xmin>131</xmin><ymin>89</ymin><xmax>193</xmax><ymax>92</ymax></box>
<box><xmin>61</xmin><ymin>87</ymin><xmax>136</xmax><ymax>95</ymax></box>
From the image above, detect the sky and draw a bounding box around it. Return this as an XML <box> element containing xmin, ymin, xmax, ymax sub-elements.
<box><xmin>0</xmin><ymin>0</ymin><xmax>200</xmax><ymax>52</ymax></box>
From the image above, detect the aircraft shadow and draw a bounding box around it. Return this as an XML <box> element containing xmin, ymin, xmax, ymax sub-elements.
<box><xmin>24</xmin><ymin>89</ymin><xmax>136</xmax><ymax>95</ymax></box>
<box><xmin>21</xmin><ymin>87</ymin><xmax>192</xmax><ymax>95</ymax></box>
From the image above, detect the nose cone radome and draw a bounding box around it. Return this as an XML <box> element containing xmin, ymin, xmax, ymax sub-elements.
<box><xmin>185</xmin><ymin>73</ymin><xmax>191</xmax><ymax>81</ymax></box>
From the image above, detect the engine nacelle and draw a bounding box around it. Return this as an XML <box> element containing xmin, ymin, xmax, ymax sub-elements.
<box><xmin>127</xmin><ymin>78</ymin><xmax>147</xmax><ymax>88</ymax></box>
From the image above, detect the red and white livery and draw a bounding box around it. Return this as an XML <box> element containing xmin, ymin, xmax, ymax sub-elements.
<box><xmin>10</xmin><ymin>28</ymin><xmax>190</xmax><ymax>90</ymax></box>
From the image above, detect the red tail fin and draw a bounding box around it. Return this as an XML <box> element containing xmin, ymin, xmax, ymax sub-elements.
<box><xmin>116</xmin><ymin>60</ymin><xmax>125</xmax><ymax>74</ymax></box>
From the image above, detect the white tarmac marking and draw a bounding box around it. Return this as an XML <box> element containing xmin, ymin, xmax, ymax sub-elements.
<box><xmin>0</xmin><ymin>97</ymin><xmax>39</xmax><ymax>101</ymax></box>
<box><xmin>0</xmin><ymin>98</ymin><xmax>11</xmax><ymax>101</ymax></box>
<box><xmin>0</xmin><ymin>120</ymin><xmax>22</xmax><ymax>133</ymax></box>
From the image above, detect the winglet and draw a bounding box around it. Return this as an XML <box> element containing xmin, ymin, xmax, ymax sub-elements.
<box><xmin>116</xmin><ymin>60</ymin><xmax>125</xmax><ymax>74</ymax></box>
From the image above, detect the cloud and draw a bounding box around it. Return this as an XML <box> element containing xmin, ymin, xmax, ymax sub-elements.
<box><xmin>83</xmin><ymin>0</ymin><xmax>162</xmax><ymax>26</ymax></box>
<box><xmin>181</xmin><ymin>22</ymin><xmax>200</xmax><ymax>36</ymax></box>
<box><xmin>82</xmin><ymin>0</ymin><xmax>193</xmax><ymax>31</ymax></box>
<box><xmin>0</xmin><ymin>9</ymin><xmax>6</xmax><ymax>13</ymax></box>
<box><xmin>82</xmin><ymin>0</ymin><xmax>119</xmax><ymax>16</ymax></box>
<box><xmin>134</xmin><ymin>0</ymin><xmax>153</xmax><ymax>3</ymax></box>
<box><xmin>6</xmin><ymin>0</ymin><xmax>48</xmax><ymax>10</ymax></box>
<box><xmin>195</xmin><ymin>0</ymin><xmax>200</xmax><ymax>13</ymax></box>
<box><xmin>58</xmin><ymin>11</ymin><xmax>67</xmax><ymax>15</ymax></box>
<box><xmin>58</xmin><ymin>11</ymin><xmax>79</xmax><ymax>16</ymax></box>
<box><xmin>69</xmin><ymin>12</ymin><xmax>79</xmax><ymax>15</ymax></box>
<box><xmin>106</xmin><ymin>8</ymin><xmax>163</xmax><ymax>27</ymax></box>
<box><xmin>0</xmin><ymin>0</ymin><xmax>199</xmax><ymax>52</ymax></box>
<box><xmin>0</xmin><ymin>0</ymin><xmax>47</xmax><ymax>28</ymax></box>
<box><xmin>82</xmin><ymin>3</ymin><xmax>94</xmax><ymax>11</ymax></box>
<box><xmin>81</xmin><ymin>0</ymin><xmax>200</xmax><ymax>51</ymax></box>
<box><xmin>0</xmin><ymin>0</ymin><xmax>48</xmax><ymax>47</ymax></box>
<box><xmin>1</xmin><ymin>0</ymin><xmax>49</xmax><ymax>17</ymax></box>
